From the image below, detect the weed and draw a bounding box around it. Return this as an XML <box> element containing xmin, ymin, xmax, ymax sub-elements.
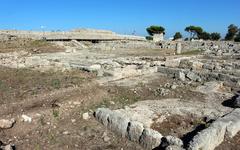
<box><xmin>52</xmin><ymin>109</ymin><xmax>60</xmax><ymax>118</ymax></box>
<box><xmin>39</xmin><ymin>116</ymin><xmax>45</xmax><ymax>126</ymax></box>
<box><xmin>51</xmin><ymin>79</ymin><xmax>61</xmax><ymax>89</ymax></box>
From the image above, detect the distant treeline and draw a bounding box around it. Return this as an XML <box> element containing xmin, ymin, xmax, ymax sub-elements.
<box><xmin>146</xmin><ymin>24</ymin><xmax>240</xmax><ymax>42</ymax></box>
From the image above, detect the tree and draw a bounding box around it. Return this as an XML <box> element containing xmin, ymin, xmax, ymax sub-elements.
<box><xmin>235</xmin><ymin>29</ymin><xmax>240</xmax><ymax>42</ymax></box>
<box><xmin>210</xmin><ymin>32</ymin><xmax>221</xmax><ymax>41</ymax></box>
<box><xmin>225</xmin><ymin>24</ymin><xmax>238</xmax><ymax>41</ymax></box>
<box><xmin>173</xmin><ymin>32</ymin><xmax>182</xmax><ymax>40</ymax></box>
<box><xmin>198</xmin><ymin>31</ymin><xmax>211</xmax><ymax>40</ymax></box>
<box><xmin>185</xmin><ymin>26</ymin><xmax>203</xmax><ymax>39</ymax></box>
<box><xmin>146</xmin><ymin>26</ymin><xmax>165</xmax><ymax>36</ymax></box>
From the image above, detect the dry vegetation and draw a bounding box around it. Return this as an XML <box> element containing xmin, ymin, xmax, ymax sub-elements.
<box><xmin>0</xmin><ymin>39</ymin><xmax>64</xmax><ymax>53</ymax></box>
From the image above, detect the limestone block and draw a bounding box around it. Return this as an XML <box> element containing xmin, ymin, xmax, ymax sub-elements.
<box><xmin>139</xmin><ymin>128</ymin><xmax>163</xmax><ymax>149</ymax></box>
<box><xmin>127</xmin><ymin>121</ymin><xmax>144</xmax><ymax>142</ymax></box>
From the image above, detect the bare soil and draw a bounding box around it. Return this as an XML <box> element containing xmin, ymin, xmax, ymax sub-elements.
<box><xmin>0</xmin><ymin>39</ymin><xmax>64</xmax><ymax>53</ymax></box>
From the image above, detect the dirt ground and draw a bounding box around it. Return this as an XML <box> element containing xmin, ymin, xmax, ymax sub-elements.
<box><xmin>0</xmin><ymin>41</ymin><xmax>239</xmax><ymax>150</ymax></box>
<box><xmin>0</xmin><ymin>39</ymin><xmax>64</xmax><ymax>53</ymax></box>
<box><xmin>0</xmin><ymin>65</ymin><xmax>207</xmax><ymax>150</ymax></box>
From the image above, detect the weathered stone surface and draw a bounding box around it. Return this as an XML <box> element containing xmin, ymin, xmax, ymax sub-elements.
<box><xmin>0</xmin><ymin>119</ymin><xmax>15</xmax><ymax>129</ymax></box>
<box><xmin>126</xmin><ymin>121</ymin><xmax>144</xmax><ymax>142</ymax></box>
<box><xmin>139</xmin><ymin>128</ymin><xmax>163</xmax><ymax>149</ymax></box>
<box><xmin>192</xmin><ymin>61</ymin><xmax>203</xmax><ymax>71</ymax></box>
<box><xmin>165</xmin><ymin>136</ymin><xmax>184</xmax><ymax>147</ymax></box>
<box><xmin>188</xmin><ymin>109</ymin><xmax>240</xmax><ymax>150</ymax></box>
<box><xmin>165</xmin><ymin>59</ymin><xmax>181</xmax><ymax>68</ymax></box>
<box><xmin>0</xmin><ymin>144</ymin><xmax>15</xmax><ymax>150</ymax></box>
<box><xmin>196</xmin><ymin>81</ymin><xmax>224</xmax><ymax>94</ymax></box>
<box><xmin>176</xmin><ymin>43</ymin><xmax>182</xmax><ymax>54</ymax></box>
<box><xmin>107</xmin><ymin>111</ymin><xmax>130</xmax><ymax>137</ymax></box>
<box><xmin>166</xmin><ymin>145</ymin><xmax>185</xmax><ymax>150</ymax></box>
<box><xmin>153</xmin><ymin>33</ymin><xmax>164</xmax><ymax>42</ymax></box>
<box><xmin>95</xmin><ymin>108</ymin><xmax>112</xmax><ymax>126</ymax></box>
<box><xmin>186</xmin><ymin>71</ymin><xmax>201</xmax><ymax>82</ymax></box>
<box><xmin>178</xmin><ymin>71</ymin><xmax>186</xmax><ymax>81</ymax></box>
<box><xmin>82</xmin><ymin>112</ymin><xmax>90</xmax><ymax>120</ymax></box>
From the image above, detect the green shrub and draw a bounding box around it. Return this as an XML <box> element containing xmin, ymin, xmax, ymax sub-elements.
<box><xmin>146</xmin><ymin>36</ymin><xmax>153</xmax><ymax>40</ymax></box>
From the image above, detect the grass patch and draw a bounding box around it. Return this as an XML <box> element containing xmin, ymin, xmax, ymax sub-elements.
<box><xmin>52</xmin><ymin>109</ymin><xmax>60</xmax><ymax>118</ymax></box>
<box><xmin>90</xmin><ymin>87</ymin><xmax>140</xmax><ymax>110</ymax></box>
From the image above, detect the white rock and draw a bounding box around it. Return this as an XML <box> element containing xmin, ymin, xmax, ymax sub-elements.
<box><xmin>102</xmin><ymin>132</ymin><xmax>111</xmax><ymax>142</ymax></box>
<box><xmin>21</xmin><ymin>115</ymin><xmax>32</xmax><ymax>123</ymax></box>
<box><xmin>188</xmin><ymin>109</ymin><xmax>240</xmax><ymax>150</ymax></box>
<box><xmin>139</xmin><ymin>128</ymin><xmax>163</xmax><ymax>149</ymax></box>
<box><xmin>0</xmin><ymin>119</ymin><xmax>15</xmax><ymax>129</ymax></box>
<box><xmin>2</xmin><ymin>144</ymin><xmax>14</xmax><ymax>150</ymax></box>
<box><xmin>82</xmin><ymin>112</ymin><xmax>90</xmax><ymax>120</ymax></box>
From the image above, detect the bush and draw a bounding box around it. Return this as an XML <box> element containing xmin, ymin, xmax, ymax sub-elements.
<box><xmin>146</xmin><ymin>36</ymin><xmax>153</xmax><ymax>40</ymax></box>
<box><xmin>173</xmin><ymin>32</ymin><xmax>182</xmax><ymax>40</ymax></box>
<box><xmin>225</xmin><ymin>24</ymin><xmax>238</xmax><ymax>41</ymax></box>
<box><xmin>199</xmin><ymin>32</ymin><xmax>211</xmax><ymax>40</ymax></box>
<box><xmin>235</xmin><ymin>32</ymin><xmax>240</xmax><ymax>42</ymax></box>
<box><xmin>210</xmin><ymin>32</ymin><xmax>221</xmax><ymax>41</ymax></box>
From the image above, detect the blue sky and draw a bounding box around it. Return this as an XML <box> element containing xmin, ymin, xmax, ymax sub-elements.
<box><xmin>0</xmin><ymin>0</ymin><xmax>240</xmax><ymax>37</ymax></box>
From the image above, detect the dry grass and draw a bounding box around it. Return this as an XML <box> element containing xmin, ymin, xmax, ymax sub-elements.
<box><xmin>0</xmin><ymin>39</ymin><xmax>65</xmax><ymax>53</ymax></box>
<box><xmin>0</xmin><ymin>66</ymin><xmax>95</xmax><ymax>104</ymax></box>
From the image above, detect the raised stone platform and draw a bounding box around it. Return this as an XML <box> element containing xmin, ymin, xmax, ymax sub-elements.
<box><xmin>0</xmin><ymin>29</ymin><xmax>146</xmax><ymax>41</ymax></box>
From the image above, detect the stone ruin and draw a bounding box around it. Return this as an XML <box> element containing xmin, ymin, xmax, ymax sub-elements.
<box><xmin>0</xmin><ymin>29</ymin><xmax>240</xmax><ymax>150</ymax></box>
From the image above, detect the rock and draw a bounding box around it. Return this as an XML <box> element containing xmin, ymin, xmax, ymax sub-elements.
<box><xmin>160</xmin><ymin>136</ymin><xmax>183</xmax><ymax>149</ymax></box>
<box><xmin>178</xmin><ymin>71</ymin><xmax>186</xmax><ymax>81</ymax></box>
<box><xmin>186</xmin><ymin>72</ymin><xmax>201</xmax><ymax>82</ymax></box>
<box><xmin>0</xmin><ymin>119</ymin><xmax>15</xmax><ymax>129</ymax></box>
<box><xmin>82</xmin><ymin>112</ymin><xmax>90</xmax><ymax>120</ymax></box>
<box><xmin>102</xmin><ymin>132</ymin><xmax>110</xmax><ymax>142</ymax></box>
<box><xmin>139</xmin><ymin>128</ymin><xmax>163</xmax><ymax>149</ymax></box>
<box><xmin>94</xmin><ymin>108</ymin><xmax>130</xmax><ymax>138</ymax></box>
<box><xmin>1</xmin><ymin>144</ymin><xmax>15</xmax><ymax>150</ymax></box>
<box><xmin>171</xmin><ymin>84</ymin><xmax>177</xmax><ymax>90</ymax></box>
<box><xmin>71</xmin><ymin>119</ymin><xmax>76</xmax><ymax>123</ymax></box>
<box><xmin>196</xmin><ymin>82</ymin><xmax>224</xmax><ymax>94</ymax></box>
<box><xmin>155</xmin><ymin>88</ymin><xmax>170</xmax><ymax>96</ymax></box>
<box><xmin>165</xmin><ymin>59</ymin><xmax>181</xmax><ymax>68</ymax></box>
<box><xmin>188</xmin><ymin>109</ymin><xmax>240</xmax><ymax>150</ymax></box>
<box><xmin>94</xmin><ymin>108</ymin><xmax>112</xmax><ymax>126</ymax></box>
<box><xmin>63</xmin><ymin>131</ymin><xmax>70</xmax><ymax>135</ymax></box>
<box><xmin>21</xmin><ymin>115</ymin><xmax>32</xmax><ymax>123</ymax></box>
<box><xmin>165</xmin><ymin>136</ymin><xmax>183</xmax><ymax>147</ymax></box>
<box><xmin>192</xmin><ymin>61</ymin><xmax>203</xmax><ymax>71</ymax></box>
<box><xmin>126</xmin><ymin>121</ymin><xmax>144</xmax><ymax>142</ymax></box>
<box><xmin>107</xmin><ymin>111</ymin><xmax>130</xmax><ymax>137</ymax></box>
<box><xmin>89</xmin><ymin>64</ymin><xmax>101</xmax><ymax>71</ymax></box>
<box><xmin>166</xmin><ymin>145</ymin><xmax>184</xmax><ymax>150</ymax></box>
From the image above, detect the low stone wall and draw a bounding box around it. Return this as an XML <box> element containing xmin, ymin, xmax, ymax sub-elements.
<box><xmin>188</xmin><ymin>109</ymin><xmax>240</xmax><ymax>150</ymax></box>
<box><xmin>94</xmin><ymin>108</ymin><xmax>183</xmax><ymax>150</ymax></box>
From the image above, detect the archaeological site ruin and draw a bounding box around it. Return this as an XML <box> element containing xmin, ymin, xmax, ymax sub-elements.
<box><xmin>0</xmin><ymin>27</ymin><xmax>239</xmax><ymax>150</ymax></box>
<box><xmin>0</xmin><ymin>1</ymin><xmax>240</xmax><ymax>150</ymax></box>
